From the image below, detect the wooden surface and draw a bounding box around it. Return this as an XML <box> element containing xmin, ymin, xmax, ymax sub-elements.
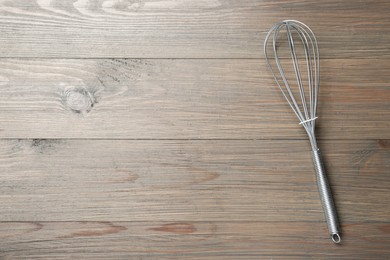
<box><xmin>0</xmin><ymin>0</ymin><xmax>389</xmax><ymax>259</ymax></box>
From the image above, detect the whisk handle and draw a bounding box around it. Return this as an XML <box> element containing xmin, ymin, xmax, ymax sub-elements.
<box><xmin>312</xmin><ymin>149</ymin><xmax>341</xmax><ymax>243</ymax></box>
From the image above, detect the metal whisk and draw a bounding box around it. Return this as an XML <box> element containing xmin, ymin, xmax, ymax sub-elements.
<box><xmin>263</xmin><ymin>20</ymin><xmax>341</xmax><ymax>243</ymax></box>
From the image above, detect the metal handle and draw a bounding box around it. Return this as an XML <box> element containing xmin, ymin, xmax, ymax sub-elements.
<box><xmin>312</xmin><ymin>149</ymin><xmax>341</xmax><ymax>243</ymax></box>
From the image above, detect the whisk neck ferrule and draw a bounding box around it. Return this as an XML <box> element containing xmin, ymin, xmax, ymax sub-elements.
<box><xmin>307</xmin><ymin>130</ymin><xmax>318</xmax><ymax>151</ymax></box>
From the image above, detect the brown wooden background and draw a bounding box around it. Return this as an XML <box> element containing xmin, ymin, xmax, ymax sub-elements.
<box><xmin>0</xmin><ymin>0</ymin><xmax>389</xmax><ymax>259</ymax></box>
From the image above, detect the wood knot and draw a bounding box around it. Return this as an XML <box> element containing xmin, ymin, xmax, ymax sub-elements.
<box><xmin>62</xmin><ymin>86</ymin><xmax>95</xmax><ymax>114</ymax></box>
<box><xmin>30</xmin><ymin>139</ymin><xmax>62</xmax><ymax>154</ymax></box>
<box><xmin>149</xmin><ymin>223</ymin><xmax>197</xmax><ymax>234</ymax></box>
<box><xmin>378</xmin><ymin>140</ymin><xmax>390</xmax><ymax>149</ymax></box>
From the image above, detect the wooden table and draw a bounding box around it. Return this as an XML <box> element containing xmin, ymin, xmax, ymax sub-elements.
<box><xmin>0</xmin><ymin>1</ymin><xmax>389</xmax><ymax>259</ymax></box>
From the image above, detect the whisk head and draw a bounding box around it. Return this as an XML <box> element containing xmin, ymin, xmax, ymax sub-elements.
<box><xmin>264</xmin><ymin>20</ymin><xmax>320</xmax><ymax>150</ymax></box>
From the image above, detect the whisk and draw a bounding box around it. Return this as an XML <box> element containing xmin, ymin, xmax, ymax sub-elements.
<box><xmin>263</xmin><ymin>20</ymin><xmax>341</xmax><ymax>243</ymax></box>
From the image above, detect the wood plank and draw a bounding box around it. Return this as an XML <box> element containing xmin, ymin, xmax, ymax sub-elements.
<box><xmin>0</xmin><ymin>0</ymin><xmax>389</xmax><ymax>58</ymax></box>
<box><xmin>0</xmin><ymin>139</ymin><xmax>388</xmax><ymax>222</ymax></box>
<box><xmin>0</xmin><ymin>58</ymin><xmax>388</xmax><ymax>139</ymax></box>
<box><xmin>0</xmin><ymin>221</ymin><xmax>389</xmax><ymax>259</ymax></box>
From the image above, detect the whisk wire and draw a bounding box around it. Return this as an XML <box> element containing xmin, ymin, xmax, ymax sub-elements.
<box><xmin>267</xmin><ymin>25</ymin><xmax>306</xmax><ymax>129</ymax></box>
<box><xmin>293</xmin><ymin>24</ymin><xmax>314</xmax><ymax>120</ymax></box>
<box><xmin>286</xmin><ymin>24</ymin><xmax>310</xmax><ymax>122</ymax></box>
<box><xmin>293</xmin><ymin>21</ymin><xmax>321</xmax><ymax>123</ymax></box>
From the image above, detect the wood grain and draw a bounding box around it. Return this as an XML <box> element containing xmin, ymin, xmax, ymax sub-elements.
<box><xmin>0</xmin><ymin>0</ymin><xmax>389</xmax><ymax>58</ymax></box>
<box><xmin>0</xmin><ymin>58</ymin><xmax>388</xmax><ymax>139</ymax></box>
<box><xmin>1</xmin><ymin>1</ymin><xmax>389</xmax><ymax>258</ymax></box>
<box><xmin>0</xmin><ymin>139</ymin><xmax>388</xmax><ymax>222</ymax></box>
<box><xmin>1</xmin><ymin>221</ymin><xmax>389</xmax><ymax>259</ymax></box>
